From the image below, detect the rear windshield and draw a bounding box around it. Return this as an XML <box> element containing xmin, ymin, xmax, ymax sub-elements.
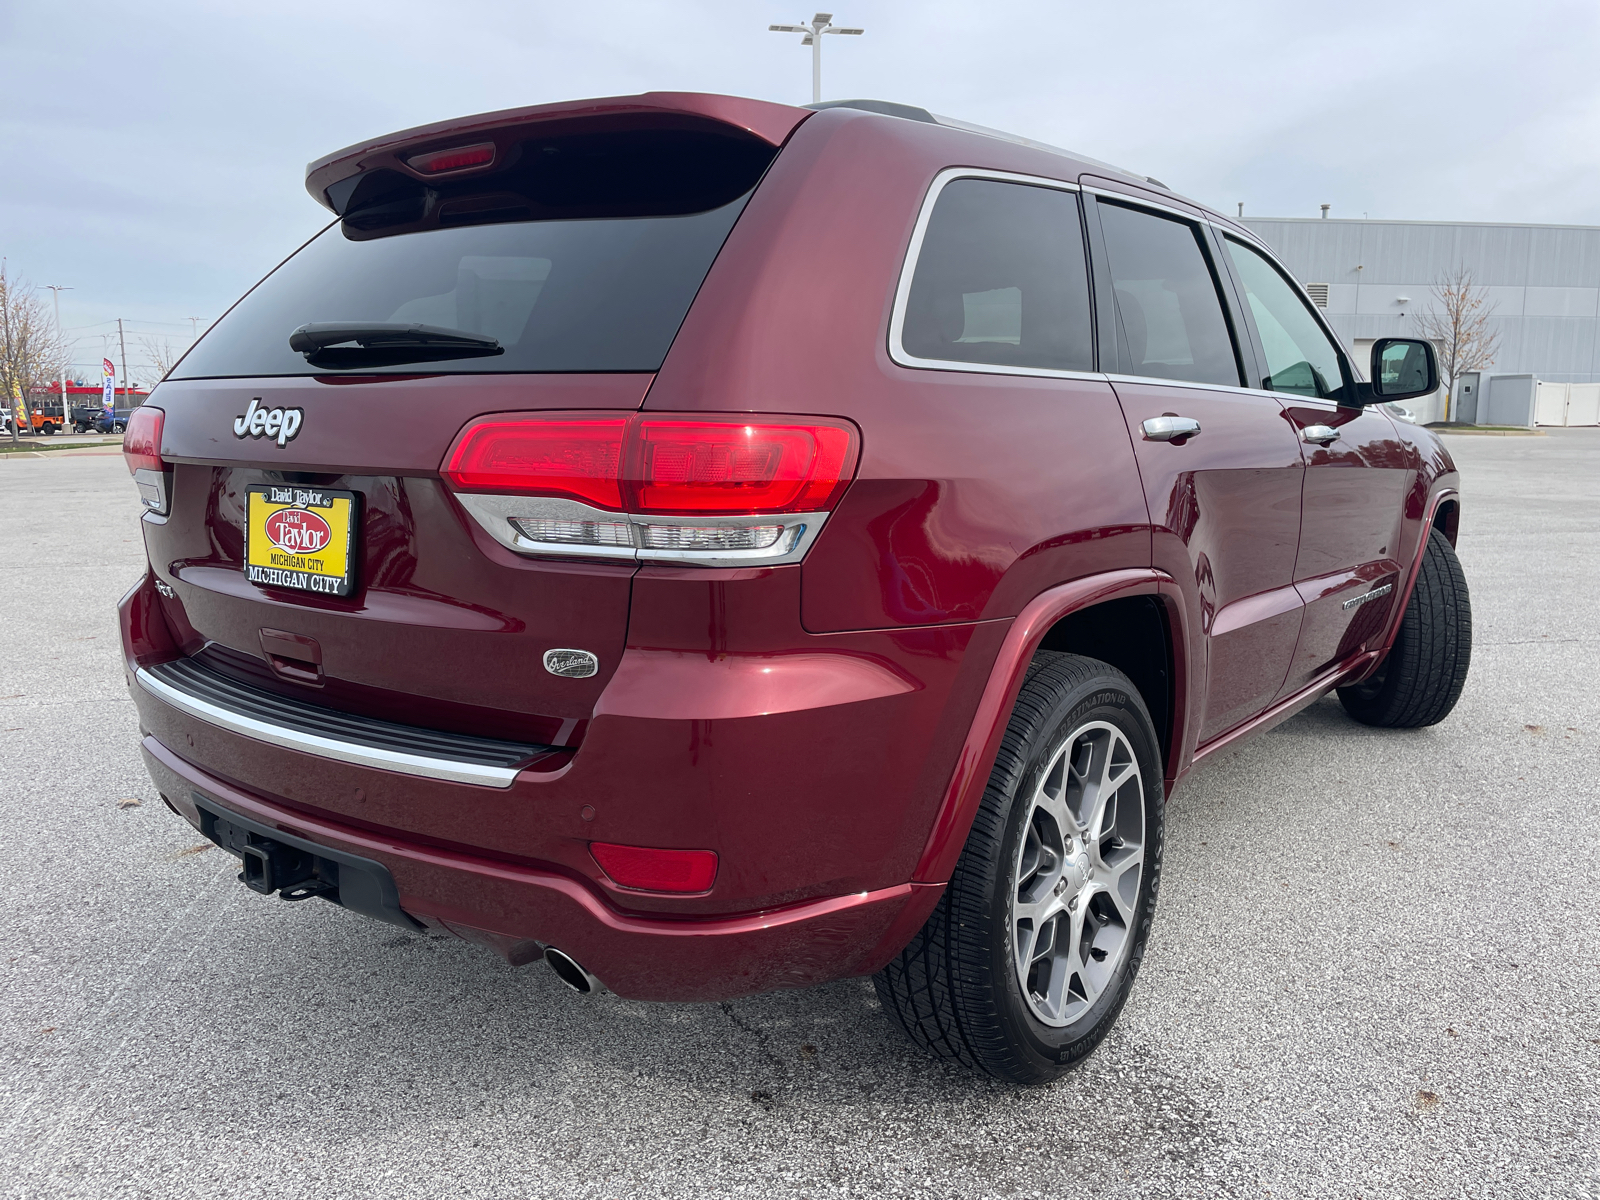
<box><xmin>172</xmin><ymin>198</ymin><xmax>748</xmax><ymax>378</ymax></box>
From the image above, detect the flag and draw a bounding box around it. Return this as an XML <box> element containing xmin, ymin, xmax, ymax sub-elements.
<box><xmin>12</xmin><ymin>380</ymin><xmax>24</xmax><ymax>425</ymax></box>
<box><xmin>102</xmin><ymin>358</ymin><xmax>115</xmax><ymax>411</ymax></box>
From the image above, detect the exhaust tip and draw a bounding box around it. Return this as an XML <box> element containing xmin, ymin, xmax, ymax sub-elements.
<box><xmin>543</xmin><ymin>947</ymin><xmax>601</xmax><ymax>994</ymax></box>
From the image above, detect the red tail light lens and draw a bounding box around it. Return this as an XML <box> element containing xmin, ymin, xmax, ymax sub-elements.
<box><xmin>590</xmin><ymin>842</ymin><xmax>718</xmax><ymax>893</ymax></box>
<box><xmin>122</xmin><ymin>406</ymin><xmax>165</xmax><ymax>474</ymax></box>
<box><xmin>627</xmin><ymin>419</ymin><xmax>856</xmax><ymax>515</ymax></box>
<box><xmin>442</xmin><ymin>413</ymin><xmax>859</xmax><ymax>516</ymax></box>
<box><xmin>443</xmin><ymin>417</ymin><xmax>627</xmax><ymax>509</ymax></box>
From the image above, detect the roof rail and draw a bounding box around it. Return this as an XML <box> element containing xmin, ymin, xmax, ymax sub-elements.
<box><xmin>805</xmin><ymin>98</ymin><xmax>936</xmax><ymax>124</ymax></box>
<box><xmin>804</xmin><ymin>98</ymin><xmax>1161</xmax><ymax>191</ymax></box>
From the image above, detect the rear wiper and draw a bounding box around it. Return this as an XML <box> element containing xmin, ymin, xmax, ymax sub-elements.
<box><xmin>288</xmin><ymin>322</ymin><xmax>504</xmax><ymax>369</ymax></box>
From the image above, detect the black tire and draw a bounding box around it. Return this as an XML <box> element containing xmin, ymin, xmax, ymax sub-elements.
<box><xmin>1338</xmin><ymin>527</ymin><xmax>1471</xmax><ymax>728</ymax></box>
<box><xmin>875</xmin><ymin>652</ymin><xmax>1164</xmax><ymax>1085</ymax></box>
<box><xmin>112</xmin><ymin>422</ymin><xmax>126</xmax><ymax>434</ymax></box>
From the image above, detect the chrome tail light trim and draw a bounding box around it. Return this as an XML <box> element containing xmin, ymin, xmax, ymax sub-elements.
<box><xmin>454</xmin><ymin>494</ymin><xmax>830</xmax><ymax>568</ymax></box>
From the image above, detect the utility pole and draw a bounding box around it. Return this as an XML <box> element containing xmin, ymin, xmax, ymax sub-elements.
<box><xmin>118</xmin><ymin>317</ymin><xmax>129</xmax><ymax>411</ymax></box>
<box><xmin>769</xmin><ymin>13</ymin><xmax>864</xmax><ymax>104</ymax></box>
<box><xmin>1</xmin><ymin>260</ymin><xmax>16</xmax><ymax>445</ymax></box>
<box><xmin>186</xmin><ymin>316</ymin><xmax>207</xmax><ymax>340</ymax></box>
<box><xmin>44</xmin><ymin>285</ymin><xmax>72</xmax><ymax>434</ymax></box>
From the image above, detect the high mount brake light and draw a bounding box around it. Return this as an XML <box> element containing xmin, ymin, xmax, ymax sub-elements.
<box><xmin>406</xmin><ymin>142</ymin><xmax>496</xmax><ymax>174</ymax></box>
<box><xmin>590</xmin><ymin>842</ymin><xmax>718</xmax><ymax>893</ymax></box>
<box><xmin>441</xmin><ymin>413</ymin><xmax>860</xmax><ymax>567</ymax></box>
<box><xmin>122</xmin><ymin>407</ymin><xmax>170</xmax><ymax>515</ymax></box>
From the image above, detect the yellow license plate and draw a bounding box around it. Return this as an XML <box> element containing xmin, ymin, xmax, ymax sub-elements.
<box><xmin>245</xmin><ymin>486</ymin><xmax>358</xmax><ymax>597</ymax></box>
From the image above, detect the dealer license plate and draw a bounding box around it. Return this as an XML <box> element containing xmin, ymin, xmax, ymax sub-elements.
<box><xmin>245</xmin><ymin>486</ymin><xmax>358</xmax><ymax>597</ymax></box>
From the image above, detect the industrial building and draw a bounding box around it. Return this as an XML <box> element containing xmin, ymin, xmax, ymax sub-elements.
<box><xmin>1243</xmin><ymin>215</ymin><xmax>1600</xmax><ymax>425</ymax></box>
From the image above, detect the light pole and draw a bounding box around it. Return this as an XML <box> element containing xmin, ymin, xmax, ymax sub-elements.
<box><xmin>769</xmin><ymin>13</ymin><xmax>863</xmax><ymax>104</ymax></box>
<box><xmin>44</xmin><ymin>285</ymin><xmax>71</xmax><ymax>434</ymax></box>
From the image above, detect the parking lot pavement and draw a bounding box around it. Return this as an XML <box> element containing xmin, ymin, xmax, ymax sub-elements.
<box><xmin>2</xmin><ymin>434</ymin><xmax>1596</xmax><ymax>1200</ymax></box>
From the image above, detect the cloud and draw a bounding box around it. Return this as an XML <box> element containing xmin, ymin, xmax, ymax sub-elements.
<box><xmin>5</xmin><ymin>0</ymin><xmax>1598</xmax><ymax>371</ymax></box>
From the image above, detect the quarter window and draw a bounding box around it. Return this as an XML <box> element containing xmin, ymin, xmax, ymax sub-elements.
<box><xmin>900</xmin><ymin>179</ymin><xmax>1094</xmax><ymax>373</ymax></box>
<box><xmin>1097</xmin><ymin>202</ymin><xmax>1241</xmax><ymax>387</ymax></box>
<box><xmin>1225</xmin><ymin>238</ymin><xmax>1348</xmax><ymax>400</ymax></box>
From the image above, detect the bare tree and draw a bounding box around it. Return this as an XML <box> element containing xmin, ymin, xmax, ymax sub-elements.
<box><xmin>0</xmin><ymin>268</ymin><xmax>69</xmax><ymax>443</ymax></box>
<box><xmin>1412</xmin><ymin>266</ymin><xmax>1500</xmax><ymax>419</ymax></box>
<box><xmin>139</xmin><ymin>335</ymin><xmax>182</xmax><ymax>385</ymax></box>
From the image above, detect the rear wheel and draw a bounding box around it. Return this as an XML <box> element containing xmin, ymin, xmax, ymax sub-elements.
<box><xmin>875</xmin><ymin>652</ymin><xmax>1164</xmax><ymax>1085</ymax></box>
<box><xmin>1338</xmin><ymin>527</ymin><xmax>1471</xmax><ymax>728</ymax></box>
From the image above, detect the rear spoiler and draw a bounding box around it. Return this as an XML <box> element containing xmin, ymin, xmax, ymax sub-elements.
<box><xmin>304</xmin><ymin>92</ymin><xmax>811</xmax><ymax>215</ymax></box>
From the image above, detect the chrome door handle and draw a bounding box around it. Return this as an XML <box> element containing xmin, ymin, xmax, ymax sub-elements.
<box><xmin>1141</xmin><ymin>416</ymin><xmax>1201</xmax><ymax>442</ymax></box>
<box><xmin>1301</xmin><ymin>424</ymin><xmax>1340</xmax><ymax>445</ymax></box>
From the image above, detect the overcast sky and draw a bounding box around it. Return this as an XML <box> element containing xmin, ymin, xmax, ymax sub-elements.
<box><xmin>5</xmin><ymin>0</ymin><xmax>1599</xmax><ymax>380</ymax></box>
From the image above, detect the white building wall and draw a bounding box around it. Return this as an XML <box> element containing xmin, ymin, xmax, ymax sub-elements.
<box><xmin>1243</xmin><ymin>217</ymin><xmax>1600</xmax><ymax>384</ymax></box>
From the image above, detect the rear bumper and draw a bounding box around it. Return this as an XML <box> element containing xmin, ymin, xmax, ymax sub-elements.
<box><xmin>141</xmin><ymin>735</ymin><xmax>942</xmax><ymax>1002</ymax></box>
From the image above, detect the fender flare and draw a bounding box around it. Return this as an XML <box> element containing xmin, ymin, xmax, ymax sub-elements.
<box><xmin>911</xmin><ymin>567</ymin><xmax>1186</xmax><ymax>884</ymax></box>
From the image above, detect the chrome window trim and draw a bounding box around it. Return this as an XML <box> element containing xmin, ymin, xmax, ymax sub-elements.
<box><xmin>1108</xmin><ymin>374</ymin><xmax>1363</xmax><ymax>414</ymax></box>
<box><xmin>455</xmin><ymin>493</ymin><xmax>832</xmax><ymax>568</ymax></box>
<box><xmin>134</xmin><ymin>667</ymin><xmax>522</xmax><ymax>788</ymax></box>
<box><xmin>886</xmin><ymin>171</ymin><xmax>1339</xmax><ymax>395</ymax></box>
<box><xmin>888</xmin><ymin>168</ymin><xmax>1103</xmax><ymax>382</ymax></box>
<box><xmin>1105</xmin><ymin>373</ymin><xmax>1267</xmax><ymax>399</ymax></box>
<box><xmin>1083</xmin><ymin>186</ymin><xmax>1208</xmax><ymax>225</ymax></box>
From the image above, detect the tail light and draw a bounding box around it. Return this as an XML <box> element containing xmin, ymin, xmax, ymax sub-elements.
<box><xmin>590</xmin><ymin>842</ymin><xmax>718</xmax><ymax>893</ymax></box>
<box><xmin>442</xmin><ymin>412</ymin><xmax>859</xmax><ymax>567</ymax></box>
<box><xmin>122</xmin><ymin>407</ymin><xmax>169</xmax><ymax>514</ymax></box>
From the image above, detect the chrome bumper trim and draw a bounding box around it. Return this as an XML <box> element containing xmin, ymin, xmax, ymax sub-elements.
<box><xmin>134</xmin><ymin>667</ymin><xmax>522</xmax><ymax>788</ymax></box>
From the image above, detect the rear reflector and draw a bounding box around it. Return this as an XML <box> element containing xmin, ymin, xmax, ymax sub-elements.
<box><xmin>590</xmin><ymin>842</ymin><xmax>718</xmax><ymax>893</ymax></box>
<box><xmin>406</xmin><ymin>142</ymin><xmax>496</xmax><ymax>174</ymax></box>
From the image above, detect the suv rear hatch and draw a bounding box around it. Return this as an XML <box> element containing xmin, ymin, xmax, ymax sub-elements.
<box><xmin>139</xmin><ymin>95</ymin><xmax>806</xmax><ymax>758</ymax></box>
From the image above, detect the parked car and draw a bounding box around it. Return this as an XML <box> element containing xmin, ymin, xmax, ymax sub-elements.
<box><xmin>120</xmin><ymin>93</ymin><xmax>1469</xmax><ymax>1084</ymax></box>
<box><xmin>28</xmin><ymin>400</ymin><xmax>66</xmax><ymax>435</ymax></box>
<box><xmin>81</xmin><ymin>406</ymin><xmax>138</xmax><ymax>434</ymax></box>
<box><xmin>71</xmin><ymin>407</ymin><xmax>106</xmax><ymax>434</ymax></box>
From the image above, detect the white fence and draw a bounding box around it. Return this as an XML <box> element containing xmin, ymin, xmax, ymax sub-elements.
<box><xmin>1534</xmin><ymin>382</ymin><xmax>1600</xmax><ymax>426</ymax></box>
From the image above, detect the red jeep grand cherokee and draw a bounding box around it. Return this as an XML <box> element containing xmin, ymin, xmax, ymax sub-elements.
<box><xmin>121</xmin><ymin>92</ymin><xmax>1470</xmax><ymax>1083</ymax></box>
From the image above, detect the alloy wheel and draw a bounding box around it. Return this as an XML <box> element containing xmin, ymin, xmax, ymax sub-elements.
<box><xmin>1012</xmin><ymin>720</ymin><xmax>1146</xmax><ymax>1027</ymax></box>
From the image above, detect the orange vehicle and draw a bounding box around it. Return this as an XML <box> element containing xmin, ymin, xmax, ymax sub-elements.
<box><xmin>27</xmin><ymin>385</ymin><xmax>148</xmax><ymax>434</ymax></box>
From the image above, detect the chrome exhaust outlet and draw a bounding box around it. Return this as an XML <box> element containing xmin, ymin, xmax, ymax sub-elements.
<box><xmin>543</xmin><ymin>947</ymin><xmax>603</xmax><ymax>994</ymax></box>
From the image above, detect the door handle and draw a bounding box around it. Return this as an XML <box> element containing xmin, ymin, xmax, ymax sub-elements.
<box><xmin>1141</xmin><ymin>416</ymin><xmax>1202</xmax><ymax>442</ymax></box>
<box><xmin>1300</xmin><ymin>424</ymin><xmax>1340</xmax><ymax>446</ymax></box>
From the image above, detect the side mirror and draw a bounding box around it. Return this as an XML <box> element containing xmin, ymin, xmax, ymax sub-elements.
<box><xmin>1367</xmin><ymin>337</ymin><xmax>1438</xmax><ymax>402</ymax></box>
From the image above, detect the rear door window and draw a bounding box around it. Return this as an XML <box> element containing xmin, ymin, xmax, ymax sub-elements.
<box><xmin>899</xmin><ymin>178</ymin><xmax>1094</xmax><ymax>373</ymax></box>
<box><xmin>1096</xmin><ymin>201</ymin><xmax>1241</xmax><ymax>387</ymax></box>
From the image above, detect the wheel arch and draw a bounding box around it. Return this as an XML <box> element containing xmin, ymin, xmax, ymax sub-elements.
<box><xmin>1431</xmin><ymin>496</ymin><xmax>1460</xmax><ymax>547</ymax></box>
<box><xmin>1036</xmin><ymin>595</ymin><xmax>1175</xmax><ymax>777</ymax></box>
<box><xmin>912</xmin><ymin>569</ymin><xmax>1189</xmax><ymax>885</ymax></box>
